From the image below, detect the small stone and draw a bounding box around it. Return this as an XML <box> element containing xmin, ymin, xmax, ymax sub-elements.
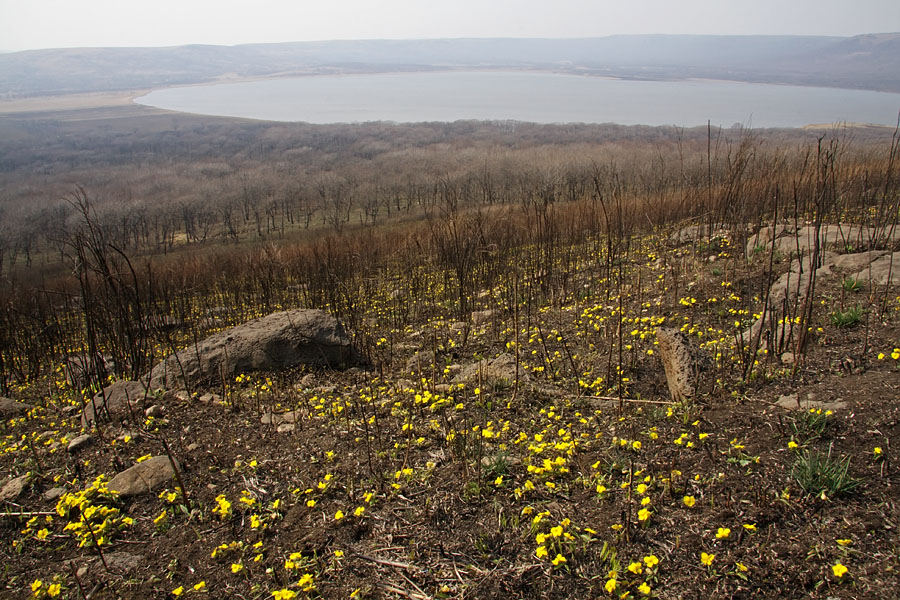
<box><xmin>776</xmin><ymin>393</ymin><xmax>800</xmax><ymax>409</ymax></box>
<box><xmin>116</xmin><ymin>431</ymin><xmax>142</xmax><ymax>443</ymax></box>
<box><xmin>76</xmin><ymin>566</ymin><xmax>88</xmax><ymax>579</ymax></box>
<box><xmin>276</xmin><ymin>423</ymin><xmax>296</xmax><ymax>433</ymax></box>
<box><xmin>144</xmin><ymin>405</ymin><xmax>164</xmax><ymax>418</ymax></box>
<box><xmin>67</xmin><ymin>434</ymin><xmax>94</xmax><ymax>453</ymax></box>
<box><xmin>199</xmin><ymin>393</ymin><xmax>221</xmax><ymax>404</ymax></box>
<box><xmin>43</xmin><ymin>487</ymin><xmax>65</xmax><ymax>501</ymax></box>
<box><xmin>300</xmin><ymin>374</ymin><xmax>316</xmax><ymax>388</ymax></box>
<box><xmin>104</xmin><ymin>552</ymin><xmax>146</xmax><ymax>573</ymax></box>
<box><xmin>186</xmin><ymin>443</ymin><xmax>200</xmax><ymax>452</ymax></box>
<box><xmin>0</xmin><ymin>475</ymin><xmax>29</xmax><ymax>502</ymax></box>
<box><xmin>780</xmin><ymin>352</ymin><xmax>795</xmax><ymax>365</ymax></box>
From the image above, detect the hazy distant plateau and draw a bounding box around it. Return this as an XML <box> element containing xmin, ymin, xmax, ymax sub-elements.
<box><xmin>2</xmin><ymin>34</ymin><xmax>900</xmax><ymax>99</ymax></box>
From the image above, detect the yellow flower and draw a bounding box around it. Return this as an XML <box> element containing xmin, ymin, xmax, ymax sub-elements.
<box><xmin>231</xmin><ymin>563</ymin><xmax>243</xmax><ymax>574</ymax></box>
<box><xmin>716</xmin><ymin>527</ymin><xmax>731</xmax><ymax>539</ymax></box>
<box><xmin>604</xmin><ymin>578</ymin><xmax>617</xmax><ymax>593</ymax></box>
<box><xmin>536</xmin><ymin>545</ymin><xmax>548</xmax><ymax>558</ymax></box>
<box><xmin>334</xmin><ymin>550</ymin><xmax>344</xmax><ymax>558</ymax></box>
<box><xmin>735</xmin><ymin>562</ymin><xmax>748</xmax><ymax>572</ymax></box>
<box><xmin>335</xmin><ymin>510</ymin><xmax>345</xmax><ymax>520</ymax></box>
<box><xmin>31</xmin><ymin>580</ymin><xmax>43</xmax><ymax>593</ymax></box>
<box><xmin>701</xmin><ymin>552</ymin><xmax>715</xmax><ymax>566</ymax></box>
<box><xmin>172</xmin><ymin>586</ymin><xmax>184</xmax><ymax>596</ymax></box>
<box><xmin>297</xmin><ymin>573</ymin><xmax>315</xmax><ymax>589</ymax></box>
<box><xmin>627</xmin><ymin>561</ymin><xmax>643</xmax><ymax>574</ymax></box>
<box><xmin>832</xmin><ymin>563</ymin><xmax>848</xmax><ymax>578</ymax></box>
<box><xmin>47</xmin><ymin>583</ymin><xmax>62</xmax><ymax>597</ymax></box>
<box><xmin>683</xmin><ymin>495</ymin><xmax>696</xmax><ymax>508</ymax></box>
<box><xmin>836</xmin><ymin>538</ymin><xmax>853</xmax><ymax>546</ymax></box>
<box><xmin>271</xmin><ymin>590</ymin><xmax>297</xmax><ymax>600</ymax></box>
<box><xmin>873</xmin><ymin>447</ymin><xmax>883</xmax><ymax>456</ymax></box>
<box><xmin>306</xmin><ymin>499</ymin><xmax>316</xmax><ymax>508</ymax></box>
<box><xmin>193</xmin><ymin>581</ymin><xmax>206</xmax><ymax>591</ymax></box>
<box><xmin>788</xmin><ymin>440</ymin><xmax>799</xmax><ymax>449</ymax></box>
<box><xmin>632</xmin><ymin>440</ymin><xmax>642</xmax><ymax>451</ymax></box>
<box><xmin>551</xmin><ymin>553</ymin><xmax>567</xmax><ymax>566</ymax></box>
<box><xmin>638</xmin><ymin>582</ymin><xmax>651</xmax><ymax>595</ymax></box>
<box><xmin>550</xmin><ymin>525</ymin><xmax>563</xmax><ymax>537</ymax></box>
<box><xmin>637</xmin><ymin>508</ymin><xmax>651</xmax><ymax>522</ymax></box>
<box><xmin>643</xmin><ymin>555</ymin><xmax>659</xmax><ymax>569</ymax></box>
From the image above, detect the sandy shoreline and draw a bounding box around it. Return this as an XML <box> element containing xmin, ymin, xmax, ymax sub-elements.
<box><xmin>0</xmin><ymin>89</ymin><xmax>147</xmax><ymax>114</ymax></box>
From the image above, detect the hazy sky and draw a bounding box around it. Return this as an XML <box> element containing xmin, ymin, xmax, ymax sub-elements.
<box><xmin>2</xmin><ymin>0</ymin><xmax>899</xmax><ymax>52</ymax></box>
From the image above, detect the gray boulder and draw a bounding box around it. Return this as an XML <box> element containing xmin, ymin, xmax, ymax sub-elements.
<box><xmin>108</xmin><ymin>456</ymin><xmax>178</xmax><ymax>498</ymax></box>
<box><xmin>0</xmin><ymin>397</ymin><xmax>32</xmax><ymax>418</ymax></box>
<box><xmin>147</xmin><ymin>309</ymin><xmax>356</xmax><ymax>390</ymax></box>
<box><xmin>81</xmin><ymin>380</ymin><xmax>149</xmax><ymax>429</ymax></box>
<box><xmin>0</xmin><ymin>475</ymin><xmax>28</xmax><ymax>502</ymax></box>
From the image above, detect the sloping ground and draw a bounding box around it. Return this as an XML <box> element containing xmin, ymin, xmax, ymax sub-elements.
<box><xmin>2</xmin><ymin>224</ymin><xmax>900</xmax><ymax>599</ymax></box>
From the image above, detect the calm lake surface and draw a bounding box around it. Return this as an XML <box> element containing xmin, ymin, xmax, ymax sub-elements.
<box><xmin>135</xmin><ymin>71</ymin><xmax>900</xmax><ymax>128</ymax></box>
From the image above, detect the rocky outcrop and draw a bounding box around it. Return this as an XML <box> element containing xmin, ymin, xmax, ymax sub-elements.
<box><xmin>147</xmin><ymin>309</ymin><xmax>357</xmax><ymax>390</ymax></box>
<box><xmin>746</xmin><ymin>223</ymin><xmax>900</xmax><ymax>258</ymax></box>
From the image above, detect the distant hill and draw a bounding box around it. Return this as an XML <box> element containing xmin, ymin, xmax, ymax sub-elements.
<box><xmin>1</xmin><ymin>34</ymin><xmax>899</xmax><ymax>97</ymax></box>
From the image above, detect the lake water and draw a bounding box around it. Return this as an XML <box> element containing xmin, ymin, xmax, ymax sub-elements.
<box><xmin>135</xmin><ymin>71</ymin><xmax>900</xmax><ymax>128</ymax></box>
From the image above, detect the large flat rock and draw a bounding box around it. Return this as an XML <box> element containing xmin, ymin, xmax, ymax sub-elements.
<box><xmin>148</xmin><ymin>309</ymin><xmax>356</xmax><ymax>389</ymax></box>
<box><xmin>108</xmin><ymin>456</ymin><xmax>178</xmax><ymax>498</ymax></box>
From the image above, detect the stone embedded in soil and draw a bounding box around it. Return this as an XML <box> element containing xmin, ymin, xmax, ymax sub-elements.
<box><xmin>276</xmin><ymin>423</ymin><xmax>296</xmax><ymax>433</ymax></box>
<box><xmin>776</xmin><ymin>393</ymin><xmax>847</xmax><ymax>412</ymax></box>
<box><xmin>144</xmin><ymin>404</ymin><xmax>164</xmax><ymax>418</ymax></box>
<box><xmin>0</xmin><ymin>396</ymin><xmax>32</xmax><ymax>417</ymax></box>
<box><xmin>108</xmin><ymin>456</ymin><xmax>179</xmax><ymax>498</ymax></box>
<box><xmin>103</xmin><ymin>552</ymin><xmax>146</xmax><ymax>573</ymax></box>
<box><xmin>453</xmin><ymin>353</ymin><xmax>530</xmax><ymax>385</ymax></box>
<box><xmin>471</xmin><ymin>309</ymin><xmax>498</xmax><ymax>325</ymax></box>
<box><xmin>43</xmin><ymin>487</ymin><xmax>66</xmax><ymax>501</ymax></box>
<box><xmin>146</xmin><ymin>309</ymin><xmax>358</xmax><ymax>390</ymax></box>
<box><xmin>80</xmin><ymin>380</ymin><xmax>150</xmax><ymax>429</ymax></box>
<box><xmin>0</xmin><ymin>475</ymin><xmax>29</xmax><ymax>502</ymax></box>
<box><xmin>67</xmin><ymin>433</ymin><xmax>94</xmax><ymax>453</ymax></box>
<box><xmin>261</xmin><ymin>410</ymin><xmax>299</xmax><ymax>425</ymax></box>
